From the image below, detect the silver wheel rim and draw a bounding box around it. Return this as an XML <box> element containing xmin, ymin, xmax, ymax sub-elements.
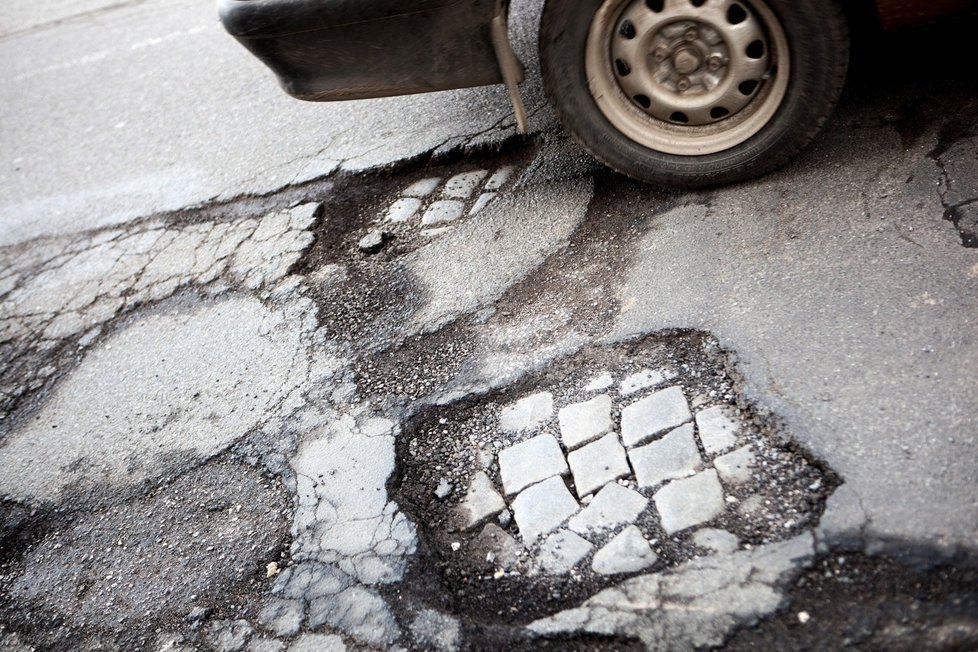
<box><xmin>585</xmin><ymin>0</ymin><xmax>790</xmax><ymax>156</ymax></box>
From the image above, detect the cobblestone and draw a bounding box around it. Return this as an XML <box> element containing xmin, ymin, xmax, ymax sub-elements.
<box><xmin>619</xmin><ymin>368</ymin><xmax>675</xmax><ymax>396</ymax></box>
<box><xmin>654</xmin><ymin>469</ymin><xmax>726</xmax><ymax>535</ymax></box>
<box><xmin>454</xmin><ymin>471</ymin><xmax>505</xmax><ymax>530</ymax></box>
<box><xmin>567</xmin><ymin>432</ymin><xmax>630</xmax><ymax>498</ymax></box>
<box><xmin>693</xmin><ymin>528</ymin><xmax>740</xmax><ymax>555</ymax></box>
<box><xmin>421</xmin><ymin>200</ymin><xmax>466</xmax><ymax>226</ymax></box>
<box><xmin>591</xmin><ymin>525</ymin><xmax>658</xmax><ymax>575</ymax></box>
<box><xmin>628</xmin><ymin>423</ymin><xmax>703</xmax><ymax>489</ymax></box>
<box><xmin>511</xmin><ymin>476</ymin><xmax>580</xmax><ymax>543</ymax></box>
<box><xmin>442</xmin><ymin>170</ymin><xmax>489</xmax><ymax>199</ymax></box>
<box><xmin>402</xmin><ymin>177</ymin><xmax>441</xmax><ymax>197</ymax></box>
<box><xmin>714</xmin><ymin>445</ymin><xmax>755</xmax><ymax>485</ymax></box>
<box><xmin>498</xmin><ymin>433</ymin><xmax>568</xmax><ymax>496</ymax></box>
<box><xmin>558</xmin><ymin>394</ymin><xmax>613</xmax><ymax>450</ymax></box>
<box><xmin>695</xmin><ymin>405</ymin><xmax>740</xmax><ymax>455</ymax></box>
<box><xmin>498</xmin><ymin>392</ymin><xmax>553</xmax><ymax>433</ymax></box>
<box><xmin>620</xmin><ymin>385</ymin><xmax>692</xmax><ymax>448</ymax></box>
<box><xmin>384</xmin><ymin>198</ymin><xmax>422</xmax><ymax>222</ymax></box>
<box><xmin>567</xmin><ymin>483</ymin><xmax>648</xmax><ymax>535</ymax></box>
<box><xmin>536</xmin><ymin>529</ymin><xmax>593</xmax><ymax>575</ymax></box>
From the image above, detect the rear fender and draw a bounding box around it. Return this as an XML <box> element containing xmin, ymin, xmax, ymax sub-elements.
<box><xmin>219</xmin><ymin>0</ymin><xmax>518</xmax><ymax>101</ymax></box>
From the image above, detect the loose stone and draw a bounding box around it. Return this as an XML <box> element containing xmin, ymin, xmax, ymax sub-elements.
<box><xmin>421</xmin><ymin>200</ymin><xmax>466</xmax><ymax>226</ymax></box>
<box><xmin>692</xmin><ymin>528</ymin><xmax>740</xmax><ymax>555</ymax></box>
<box><xmin>713</xmin><ymin>445</ymin><xmax>755</xmax><ymax>485</ymax></box>
<box><xmin>621</xmin><ymin>386</ymin><xmax>692</xmax><ymax>448</ymax></box>
<box><xmin>454</xmin><ymin>472</ymin><xmax>505</xmax><ymax>530</ymax></box>
<box><xmin>511</xmin><ymin>476</ymin><xmax>580</xmax><ymax>543</ymax></box>
<box><xmin>357</xmin><ymin>230</ymin><xmax>386</xmax><ymax>254</ymax></box>
<box><xmin>384</xmin><ymin>197</ymin><xmax>422</xmax><ymax>222</ymax></box>
<box><xmin>695</xmin><ymin>405</ymin><xmax>741</xmax><ymax>455</ymax></box>
<box><xmin>442</xmin><ymin>170</ymin><xmax>489</xmax><ymax>199</ymax></box>
<box><xmin>567</xmin><ymin>483</ymin><xmax>648</xmax><ymax>535</ymax></box>
<box><xmin>620</xmin><ymin>368</ymin><xmax>675</xmax><ymax>396</ymax></box>
<box><xmin>402</xmin><ymin>177</ymin><xmax>442</xmax><ymax>197</ymax></box>
<box><xmin>484</xmin><ymin>166</ymin><xmax>515</xmax><ymax>191</ymax></box>
<box><xmin>498</xmin><ymin>433</ymin><xmax>568</xmax><ymax>496</ymax></box>
<box><xmin>434</xmin><ymin>478</ymin><xmax>452</xmax><ymax>500</ymax></box>
<box><xmin>592</xmin><ymin>525</ymin><xmax>658</xmax><ymax>575</ymax></box>
<box><xmin>498</xmin><ymin>392</ymin><xmax>554</xmax><ymax>433</ymax></box>
<box><xmin>567</xmin><ymin>432</ymin><xmax>630</xmax><ymax>498</ymax></box>
<box><xmin>628</xmin><ymin>423</ymin><xmax>703</xmax><ymax>489</ymax></box>
<box><xmin>654</xmin><ymin>469</ymin><xmax>726</xmax><ymax>535</ymax></box>
<box><xmin>536</xmin><ymin>529</ymin><xmax>593</xmax><ymax>575</ymax></box>
<box><xmin>558</xmin><ymin>394</ymin><xmax>613</xmax><ymax>450</ymax></box>
<box><xmin>469</xmin><ymin>192</ymin><xmax>496</xmax><ymax>216</ymax></box>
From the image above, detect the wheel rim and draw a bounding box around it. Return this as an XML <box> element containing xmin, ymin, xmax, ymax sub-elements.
<box><xmin>585</xmin><ymin>0</ymin><xmax>790</xmax><ymax>156</ymax></box>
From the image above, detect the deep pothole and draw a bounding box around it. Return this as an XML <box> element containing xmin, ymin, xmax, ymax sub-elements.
<box><xmin>391</xmin><ymin>332</ymin><xmax>838</xmax><ymax>626</ymax></box>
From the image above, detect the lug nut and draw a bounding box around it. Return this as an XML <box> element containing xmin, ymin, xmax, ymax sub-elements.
<box><xmin>677</xmin><ymin>77</ymin><xmax>691</xmax><ymax>91</ymax></box>
<box><xmin>707</xmin><ymin>55</ymin><xmax>723</xmax><ymax>71</ymax></box>
<box><xmin>685</xmin><ymin>28</ymin><xmax>699</xmax><ymax>41</ymax></box>
<box><xmin>653</xmin><ymin>46</ymin><xmax>668</xmax><ymax>62</ymax></box>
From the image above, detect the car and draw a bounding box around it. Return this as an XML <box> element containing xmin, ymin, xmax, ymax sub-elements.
<box><xmin>218</xmin><ymin>0</ymin><xmax>973</xmax><ymax>187</ymax></box>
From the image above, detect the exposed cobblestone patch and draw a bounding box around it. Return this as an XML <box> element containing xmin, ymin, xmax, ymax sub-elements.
<box><xmin>392</xmin><ymin>333</ymin><xmax>838</xmax><ymax>629</ymax></box>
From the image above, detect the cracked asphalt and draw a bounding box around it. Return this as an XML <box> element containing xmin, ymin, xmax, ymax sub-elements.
<box><xmin>1</xmin><ymin>2</ymin><xmax>977</xmax><ymax>651</ymax></box>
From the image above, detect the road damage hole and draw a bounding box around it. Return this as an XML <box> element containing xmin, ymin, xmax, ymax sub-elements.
<box><xmin>0</xmin><ymin>462</ymin><xmax>292</xmax><ymax>650</ymax></box>
<box><xmin>391</xmin><ymin>333</ymin><xmax>838</xmax><ymax>627</ymax></box>
<box><xmin>295</xmin><ymin>140</ymin><xmax>539</xmax><ymax>350</ymax></box>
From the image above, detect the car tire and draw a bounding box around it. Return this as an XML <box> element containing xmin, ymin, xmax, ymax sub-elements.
<box><xmin>539</xmin><ymin>0</ymin><xmax>849</xmax><ymax>187</ymax></box>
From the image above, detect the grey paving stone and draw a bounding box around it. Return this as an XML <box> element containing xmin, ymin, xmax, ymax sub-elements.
<box><xmin>695</xmin><ymin>405</ymin><xmax>741</xmax><ymax>455</ymax></box>
<box><xmin>402</xmin><ymin>177</ymin><xmax>441</xmax><ymax>197</ymax></box>
<box><xmin>568</xmin><ymin>482</ymin><xmax>648</xmax><ymax>535</ymax></box>
<box><xmin>511</xmin><ymin>476</ymin><xmax>580</xmax><ymax>543</ymax></box>
<box><xmin>469</xmin><ymin>523</ymin><xmax>524</xmax><ymax>569</ymax></box>
<box><xmin>442</xmin><ymin>170</ymin><xmax>489</xmax><ymax>199</ymax></box>
<box><xmin>582</xmin><ymin>372</ymin><xmax>614</xmax><ymax>392</ymax></box>
<box><xmin>498</xmin><ymin>392</ymin><xmax>554</xmax><ymax>433</ymax></box>
<box><xmin>469</xmin><ymin>192</ymin><xmax>496</xmax><ymax>216</ymax></box>
<box><xmin>357</xmin><ymin>230</ymin><xmax>385</xmax><ymax>254</ymax></box>
<box><xmin>421</xmin><ymin>200</ymin><xmax>466</xmax><ymax>226</ymax></box>
<box><xmin>558</xmin><ymin>394</ymin><xmax>613</xmax><ymax>450</ymax></box>
<box><xmin>567</xmin><ymin>432</ymin><xmax>631</xmax><ymax>498</ymax></box>
<box><xmin>628</xmin><ymin>423</ymin><xmax>703</xmax><ymax>489</ymax></box>
<box><xmin>654</xmin><ymin>469</ymin><xmax>726</xmax><ymax>535</ymax></box>
<box><xmin>287</xmin><ymin>634</ymin><xmax>346</xmax><ymax>652</ymax></box>
<box><xmin>454</xmin><ymin>471</ymin><xmax>505</xmax><ymax>529</ymax></box>
<box><xmin>620</xmin><ymin>368</ymin><xmax>676</xmax><ymax>396</ymax></box>
<box><xmin>384</xmin><ymin>197</ymin><xmax>421</xmax><ymax>222</ymax></box>
<box><xmin>484</xmin><ymin>166</ymin><xmax>515</xmax><ymax>191</ymax></box>
<box><xmin>592</xmin><ymin>525</ymin><xmax>658</xmax><ymax>575</ymax></box>
<box><xmin>714</xmin><ymin>445</ymin><xmax>755</xmax><ymax>485</ymax></box>
<box><xmin>499</xmin><ymin>433</ymin><xmax>568</xmax><ymax>496</ymax></box>
<box><xmin>536</xmin><ymin>529</ymin><xmax>593</xmax><ymax>575</ymax></box>
<box><xmin>693</xmin><ymin>528</ymin><xmax>740</xmax><ymax>555</ymax></box>
<box><xmin>621</xmin><ymin>385</ymin><xmax>692</xmax><ymax>448</ymax></box>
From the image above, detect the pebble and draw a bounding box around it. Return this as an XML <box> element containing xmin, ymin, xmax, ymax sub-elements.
<box><xmin>357</xmin><ymin>230</ymin><xmax>386</xmax><ymax>254</ymax></box>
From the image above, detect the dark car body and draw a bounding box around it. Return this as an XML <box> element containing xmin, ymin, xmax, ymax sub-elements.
<box><xmin>219</xmin><ymin>0</ymin><xmax>972</xmax><ymax>104</ymax></box>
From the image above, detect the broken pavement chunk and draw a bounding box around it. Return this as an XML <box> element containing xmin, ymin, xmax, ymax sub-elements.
<box><xmin>454</xmin><ymin>471</ymin><xmax>505</xmax><ymax>530</ymax></box>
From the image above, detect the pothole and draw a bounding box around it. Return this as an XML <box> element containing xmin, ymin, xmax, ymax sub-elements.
<box><xmin>296</xmin><ymin>140</ymin><xmax>538</xmax><ymax>350</ymax></box>
<box><xmin>392</xmin><ymin>333</ymin><xmax>838</xmax><ymax>626</ymax></box>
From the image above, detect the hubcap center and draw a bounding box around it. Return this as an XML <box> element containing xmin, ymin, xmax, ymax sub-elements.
<box><xmin>672</xmin><ymin>47</ymin><xmax>702</xmax><ymax>75</ymax></box>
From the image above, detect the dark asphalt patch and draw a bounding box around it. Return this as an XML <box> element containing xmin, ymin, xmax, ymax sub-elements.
<box><xmin>0</xmin><ymin>462</ymin><xmax>292</xmax><ymax>651</ymax></box>
<box><xmin>725</xmin><ymin>549</ymin><xmax>978</xmax><ymax>651</ymax></box>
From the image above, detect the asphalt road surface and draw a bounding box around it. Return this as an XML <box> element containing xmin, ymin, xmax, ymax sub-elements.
<box><xmin>1</xmin><ymin>1</ymin><xmax>976</xmax><ymax>650</ymax></box>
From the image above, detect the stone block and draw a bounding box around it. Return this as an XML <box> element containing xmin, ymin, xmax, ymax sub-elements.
<box><xmin>628</xmin><ymin>423</ymin><xmax>703</xmax><ymax>489</ymax></box>
<box><xmin>568</xmin><ymin>483</ymin><xmax>648</xmax><ymax>534</ymax></box>
<box><xmin>621</xmin><ymin>386</ymin><xmax>692</xmax><ymax>448</ymax></box>
<box><xmin>536</xmin><ymin>529</ymin><xmax>593</xmax><ymax>575</ymax></box>
<box><xmin>695</xmin><ymin>405</ymin><xmax>740</xmax><ymax>455</ymax></box>
<box><xmin>499</xmin><ymin>433</ymin><xmax>568</xmax><ymax>496</ymax></box>
<box><xmin>592</xmin><ymin>525</ymin><xmax>658</xmax><ymax>575</ymax></box>
<box><xmin>511</xmin><ymin>476</ymin><xmax>580</xmax><ymax>543</ymax></box>
<box><xmin>713</xmin><ymin>445</ymin><xmax>755</xmax><ymax>485</ymax></box>
<box><xmin>421</xmin><ymin>200</ymin><xmax>465</xmax><ymax>226</ymax></box>
<box><xmin>454</xmin><ymin>471</ymin><xmax>505</xmax><ymax>530</ymax></box>
<box><xmin>567</xmin><ymin>432</ymin><xmax>630</xmax><ymax>498</ymax></box>
<box><xmin>558</xmin><ymin>394</ymin><xmax>613</xmax><ymax>450</ymax></box>
<box><xmin>654</xmin><ymin>469</ymin><xmax>726</xmax><ymax>535</ymax></box>
<box><xmin>499</xmin><ymin>392</ymin><xmax>553</xmax><ymax>433</ymax></box>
